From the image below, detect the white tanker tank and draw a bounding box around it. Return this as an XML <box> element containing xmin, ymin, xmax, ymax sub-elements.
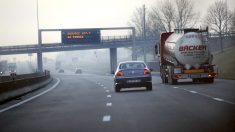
<box><xmin>163</xmin><ymin>29</ymin><xmax>211</xmax><ymax>69</ymax></box>
<box><xmin>157</xmin><ymin>28</ymin><xmax>215</xmax><ymax>84</ymax></box>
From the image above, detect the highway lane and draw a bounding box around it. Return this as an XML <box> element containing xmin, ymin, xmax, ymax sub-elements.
<box><xmin>0</xmin><ymin>73</ymin><xmax>235</xmax><ymax>132</ymax></box>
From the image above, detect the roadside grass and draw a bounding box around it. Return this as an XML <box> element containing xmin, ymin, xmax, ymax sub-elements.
<box><xmin>213</xmin><ymin>46</ymin><xmax>235</xmax><ymax>80</ymax></box>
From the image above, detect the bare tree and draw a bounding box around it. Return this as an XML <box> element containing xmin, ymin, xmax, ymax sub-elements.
<box><xmin>205</xmin><ymin>0</ymin><xmax>233</xmax><ymax>34</ymax></box>
<box><xmin>129</xmin><ymin>0</ymin><xmax>199</xmax><ymax>37</ymax></box>
<box><xmin>204</xmin><ymin>0</ymin><xmax>233</xmax><ymax>52</ymax></box>
<box><xmin>128</xmin><ymin>6</ymin><xmax>147</xmax><ymax>37</ymax></box>
<box><xmin>128</xmin><ymin>7</ymin><xmax>142</xmax><ymax>37</ymax></box>
<box><xmin>148</xmin><ymin>0</ymin><xmax>199</xmax><ymax>33</ymax></box>
<box><xmin>129</xmin><ymin>4</ymin><xmax>162</xmax><ymax>39</ymax></box>
<box><xmin>174</xmin><ymin>0</ymin><xmax>199</xmax><ymax>29</ymax></box>
<box><xmin>149</xmin><ymin>0</ymin><xmax>175</xmax><ymax>32</ymax></box>
<box><xmin>147</xmin><ymin>13</ymin><xmax>162</xmax><ymax>37</ymax></box>
<box><xmin>231</xmin><ymin>9</ymin><xmax>235</xmax><ymax>31</ymax></box>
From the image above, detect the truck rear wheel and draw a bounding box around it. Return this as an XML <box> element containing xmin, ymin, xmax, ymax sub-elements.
<box><xmin>172</xmin><ymin>79</ymin><xmax>178</xmax><ymax>85</ymax></box>
<box><xmin>207</xmin><ymin>78</ymin><xmax>214</xmax><ymax>83</ymax></box>
<box><xmin>193</xmin><ymin>78</ymin><xmax>199</xmax><ymax>83</ymax></box>
<box><xmin>161</xmin><ymin>73</ymin><xmax>168</xmax><ymax>84</ymax></box>
<box><xmin>162</xmin><ymin>76</ymin><xmax>168</xmax><ymax>84</ymax></box>
<box><xmin>164</xmin><ymin>77</ymin><xmax>168</xmax><ymax>83</ymax></box>
<box><xmin>168</xmin><ymin>76</ymin><xmax>177</xmax><ymax>85</ymax></box>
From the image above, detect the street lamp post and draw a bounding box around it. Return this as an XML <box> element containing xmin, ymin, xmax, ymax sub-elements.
<box><xmin>28</xmin><ymin>53</ymin><xmax>32</xmax><ymax>65</ymax></box>
<box><xmin>36</xmin><ymin>0</ymin><xmax>43</xmax><ymax>72</ymax></box>
<box><xmin>226</xmin><ymin>0</ymin><xmax>228</xmax><ymax>34</ymax></box>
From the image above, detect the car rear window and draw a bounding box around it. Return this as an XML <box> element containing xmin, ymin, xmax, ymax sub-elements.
<box><xmin>120</xmin><ymin>62</ymin><xmax>146</xmax><ymax>69</ymax></box>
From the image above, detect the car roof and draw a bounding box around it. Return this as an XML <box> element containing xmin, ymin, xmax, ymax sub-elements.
<box><xmin>119</xmin><ymin>61</ymin><xmax>145</xmax><ymax>64</ymax></box>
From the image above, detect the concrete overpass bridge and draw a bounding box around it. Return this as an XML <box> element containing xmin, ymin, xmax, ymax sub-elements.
<box><xmin>0</xmin><ymin>27</ymin><xmax>158</xmax><ymax>73</ymax></box>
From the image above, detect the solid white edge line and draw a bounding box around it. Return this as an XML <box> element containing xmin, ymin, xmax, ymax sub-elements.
<box><xmin>222</xmin><ymin>100</ymin><xmax>235</xmax><ymax>105</ymax></box>
<box><xmin>190</xmin><ymin>91</ymin><xmax>197</xmax><ymax>94</ymax></box>
<box><xmin>0</xmin><ymin>78</ymin><xmax>61</xmax><ymax>113</ymax></box>
<box><xmin>213</xmin><ymin>98</ymin><xmax>224</xmax><ymax>102</ymax></box>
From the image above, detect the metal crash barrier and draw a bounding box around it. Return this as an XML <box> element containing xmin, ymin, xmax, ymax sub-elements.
<box><xmin>0</xmin><ymin>70</ymin><xmax>52</xmax><ymax>103</ymax></box>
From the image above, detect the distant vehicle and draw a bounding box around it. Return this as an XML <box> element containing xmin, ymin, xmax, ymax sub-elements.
<box><xmin>155</xmin><ymin>28</ymin><xmax>215</xmax><ymax>84</ymax></box>
<box><xmin>55</xmin><ymin>61</ymin><xmax>61</xmax><ymax>70</ymax></box>
<box><xmin>75</xmin><ymin>68</ymin><xmax>82</xmax><ymax>74</ymax></box>
<box><xmin>58</xmin><ymin>69</ymin><xmax>64</xmax><ymax>73</ymax></box>
<box><xmin>114</xmin><ymin>61</ymin><xmax>152</xmax><ymax>92</ymax></box>
<box><xmin>8</xmin><ymin>62</ymin><xmax>17</xmax><ymax>74</ymax></box>
<box><xmin>0</xmin><ymin>60</ymin><xmax>8</xmax><ymax>75</ymax></box>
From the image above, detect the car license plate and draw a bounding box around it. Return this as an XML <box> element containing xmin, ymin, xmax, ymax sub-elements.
<box><xmin>127</xmin><ymin>80</ymin><xmax>141</xmax><ymax>83</ymax></box>
<box><xmin>201</xmin><ymin>74</ymin><xmax>208</xmax><ymax>77</ymax></box>
<box><xmin>191</xmin><ymin>74</ymin><xmax>200</xmax><ymax>78</ymax></box>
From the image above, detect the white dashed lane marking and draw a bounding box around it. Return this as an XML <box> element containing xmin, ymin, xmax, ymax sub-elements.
<box><xmin>102</xmin><ymin>115</ymin><xmax>111</xmax><ymax>122</ymax></box>
<box><xmin>100</xmin><ymin>84</ymin><xmax>112</xmax><ymax>122</ymax></box>
<box><xmin>172</xmin><ymin>86</ymin><xmax>235</xmax><ymax>105</ymax></box>
<box><xmin>106</xmin><ymin>103</ymin><xmax>112</xmax><ymax>107</ymax></box>
<box><xmin>105</xmin><ymin>90</ymin><xmax>110</xmax><ymax>93</ymax></box>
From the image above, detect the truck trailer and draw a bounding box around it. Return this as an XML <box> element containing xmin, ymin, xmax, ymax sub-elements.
<box><xmin>155</xmin><ymin>28</ymin><xmax>215</xmax><ymax>84</ymax></box>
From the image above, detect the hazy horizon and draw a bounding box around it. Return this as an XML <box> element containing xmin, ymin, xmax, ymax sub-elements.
<box><xmin>0</xmin><ymin>0</ymin><xmax>234</xmax><ymax>46</ymax></box>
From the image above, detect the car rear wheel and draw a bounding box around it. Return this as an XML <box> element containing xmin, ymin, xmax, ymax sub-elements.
<box><xmin>146</xmin><ymin>83</ymin><xmax>152</xmax><ymax>91</ymax></box>
<box><xmin>192</xmin><ymin>78</ymin><xmax>198</xmax><ymax>83</ymax></box>
<box><xmin>205</xmin><ymin>78</ymin><xmax>214</xmax><ymax>83</ymax></box>
<box><xmin>115</xmin><ymin>85</ymin><xmax>121</xmax><ymax>92</ymax></box>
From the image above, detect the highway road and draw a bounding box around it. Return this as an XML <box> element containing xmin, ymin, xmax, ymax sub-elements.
<box><xmin>0</xmin><ymin>73</ymin><xmax>235</xmax><ymax>132</ymax></box>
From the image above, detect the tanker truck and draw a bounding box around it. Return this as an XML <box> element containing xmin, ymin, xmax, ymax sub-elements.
<box><xmin>155</xmin><ymin>28</ymin><xmax>215</xmax><ymax>84</ymax></box>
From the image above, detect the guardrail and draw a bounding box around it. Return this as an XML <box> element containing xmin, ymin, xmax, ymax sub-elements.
<box><xmin>101</xmin><ymin>35</ymin><xmax>132</xmax><ymax>43</ymax></box>
<box><xmin>0</xmin><ymin>71</ymin><xmax>52</xmax><ymax>103</ymax></box>
<box><xmin>0</xmin><ymin>72</ymin><xmax>45</xmax><ymax>82</ymax></box>
<box><xmin>208</xmin><ymin>32</ymin><xmax>235</xmax><ymax>38</ymax></box>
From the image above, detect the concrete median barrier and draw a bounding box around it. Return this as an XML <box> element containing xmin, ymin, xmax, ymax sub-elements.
<box><xmin>0</xmin><ymin>71</ymin><xmax>52</xmax><ymax>103</ymax></box>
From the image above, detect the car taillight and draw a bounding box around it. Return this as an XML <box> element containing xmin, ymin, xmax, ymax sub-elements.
<box><xmin>116</xmin><ymin>71</ymin><xmax>124</xmax><ymax>76</ymax></box>
<box><xmin>144</xmin><ymin>69</ymin><xmax>150</xmax><ymax>75</ymax></box>
<box><xmin>208</xmin><ymin>73</ymin><xmax>215</xmax><ymax>77</ymax></box>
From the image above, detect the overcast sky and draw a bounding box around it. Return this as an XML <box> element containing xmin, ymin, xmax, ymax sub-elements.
<box><xmin>0</xmin><ymin>0</ymin><xmax>234</xmax><ymax>46</ymax></box>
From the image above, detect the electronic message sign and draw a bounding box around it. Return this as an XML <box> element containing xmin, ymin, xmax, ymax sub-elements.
<box><xmin>62</xmin><ymin>29</ymin><xmax>101</xmax><ymax>44</ymax></box>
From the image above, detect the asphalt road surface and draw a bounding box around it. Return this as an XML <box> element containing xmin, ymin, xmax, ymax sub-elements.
<box><xmin>0</xmin><ymin>73</ymin><xmax>235</xmax><ymax>132</ymax></box>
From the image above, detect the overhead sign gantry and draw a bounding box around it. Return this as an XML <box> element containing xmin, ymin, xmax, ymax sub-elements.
<box><xmin>37</xmin><ymin>27</ymin><xmax>136</xmax><ymax>73</ymax></box>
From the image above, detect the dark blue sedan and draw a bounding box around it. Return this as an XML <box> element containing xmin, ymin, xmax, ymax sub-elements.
<box><xmin>114</xmin><ymin>61</ymin><xmax>152</xmax><ymax>92</ymax></box>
